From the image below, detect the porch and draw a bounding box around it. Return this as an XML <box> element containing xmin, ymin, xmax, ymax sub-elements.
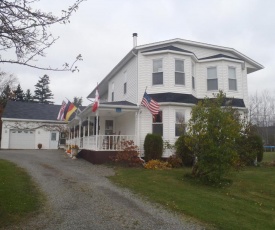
<box><xmin>67</xmin><ymin>134</ymin><xmax>136</xmax><ymax>151</ymax></box>
<box><xmin>66</xmin><ymin>101</ymin><xmax>140</xmax><ymax>152</ymax></box>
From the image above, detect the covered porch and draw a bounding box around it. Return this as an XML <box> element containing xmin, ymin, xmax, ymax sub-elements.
<box><xmin>66</xmin><ymin>101</ymin><xmax>140</xmax><ymax>151</ymax></box>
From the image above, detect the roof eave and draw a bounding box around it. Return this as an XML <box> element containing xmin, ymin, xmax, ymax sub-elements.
<box><xmin>87</xmin><ymin>48</ymin><xmax>137</xmax><ymax>99</ymax></box>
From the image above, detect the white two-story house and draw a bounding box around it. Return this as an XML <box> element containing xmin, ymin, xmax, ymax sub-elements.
<box><xmin>67</xmin><ymin>34</ymin><xmax>263</xmax><ymax>162</ymax></box>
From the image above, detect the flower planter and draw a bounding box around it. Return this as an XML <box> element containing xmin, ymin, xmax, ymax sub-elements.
<box><xmin>71</xmin><ymin>148</ymin><xmax>78</xmax><ymax>157</ymax></box>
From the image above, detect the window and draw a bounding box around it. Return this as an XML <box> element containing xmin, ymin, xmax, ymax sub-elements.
<box><xmin>124</xmin><ymin>71</ymin><xmax>127</xmax><ymax>94</ymax></box>
<box><xmin>192</xmin><ymin>63</ymin><xmax>195</xmax><ymax>90</ymax></box>
<box><xmin>228</xmin><ymin>67</ymin><xmax>237</xmax><ymax>90</ymax></box>
<box><xmin>152</xmin><ymin>111</ymin><xmax>163</xmax><ymax>136</ymax></box>
<box><xmin>51</xmin><ymin>132</ymin><xmax>56</xmax><ymax>141</ymax></box>
<box><xmin>112</xmin><ymin>82</ymin><xmax>114</xmax><ymax>101</ymax></box>
<box><xmin>175</xmin><ymin>111</ymin><xmax>185</xmax><ymax>136</ymax></box>
<box><xmin>152</xmin><ymin>59</ymin><xmax>163</xmax><ymax>85</ymax></box>
<box><xmin>207</xmin><ymin>67</ymin><xmax>218</xmax><ymax>91</ymax></box>
<box><xmin>175</xmin><ymin>59</ymin><xmax>185</xmax><ymax>85</ymax></box>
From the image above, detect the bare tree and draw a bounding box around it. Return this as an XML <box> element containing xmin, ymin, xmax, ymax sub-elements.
<box><xmin>0</xmin><ymin>0</ymin><xmax>84</xmax><ymax>71</ymax></box>
<box><xmin>0</xmin><ymin>70</ymin><xmax>18</xmax><ymax>95</ymax></box>
<box><xmin>249</xmin><ymin>90</ymin><xmax>275</xmax><ymax>145</ymax></box>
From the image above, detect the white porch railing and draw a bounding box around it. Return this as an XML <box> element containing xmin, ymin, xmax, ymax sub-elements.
<box><xmin>66</xmin><ymin>135</ymin><xmax>136</xmax><ymax>151</ymax></box>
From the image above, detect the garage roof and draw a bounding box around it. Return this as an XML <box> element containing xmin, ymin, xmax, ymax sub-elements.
<box><xmin>2</xmin><ymin>101</ymin><xmax>72</xmax><ymax>121</ymax></box>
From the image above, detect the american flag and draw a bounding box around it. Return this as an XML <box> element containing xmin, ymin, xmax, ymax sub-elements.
<box><xmin>141</xmin><ymin>92</ymin><xmax>160</xmax><ymax>115</ymax></box>
<box><xmin>57</xmin><ymin>100</ymin><xmax>67</xmax><ymax>120</ymax></box>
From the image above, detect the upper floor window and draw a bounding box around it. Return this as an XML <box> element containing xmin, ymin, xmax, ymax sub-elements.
<box><xmin>111</xmin><ymin>82</ymin><xmax>114</xmax><ymax>102</ymax></box>
<box><xmin>228</xmin><ymin>67</ymin><xmax>237</xmax><ymax>91</ymax></box>
<box><xmin>175</xmin><ymin>111</ymin><xmax>185</xmax><ymax>136</ymax></box>
<box><xmin>207</xmin><ymin>67</ymin><xmax>218</xmax><ymax>91</ymax></box>
<box><xmin>175</xmin><ymin>59</ymin><xmax>185</xmax><ymax>85</ymax></box>
<box><xmin>152</xmin><ymin>111</ymin><xmax>163</xmax><ymax>136</ymax></box>
<box><xmin>123</xmin><ymin>71</ymin><xmax>127</xmax><ymax>94</ymax></box>
<box><xmin>192</xmin><ymin>63</ymin><xmax>195</xmax><ymax>90</ymax></box>
<box><xmin>152</xmin><ymin>59</ymin><xmax>163</xmax><ymax>85</ymax></box>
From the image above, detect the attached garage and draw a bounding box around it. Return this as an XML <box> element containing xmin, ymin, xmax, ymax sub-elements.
<box><xmin>9</xmin><ymin>129</ymin><xmax>35</xmax><ymax>149</ymax></box>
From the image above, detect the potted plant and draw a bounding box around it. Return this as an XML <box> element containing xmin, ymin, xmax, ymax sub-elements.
<box><xmin>38</xmin><ymin>143</ymin><xmax>42</xmax><ymax>149</ymax></box>
<box><xmin>71</xmin><ymin>145</ymin><xmax>79</xmax><ymax>157</ymax></box>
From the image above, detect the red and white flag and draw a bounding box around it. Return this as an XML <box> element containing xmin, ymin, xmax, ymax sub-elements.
<box><xmin>92</xmin><ymin>88</ymin><xmax>99</xmax><ymax>112</ymax></box>
<box><xmin>57</xmin><ymin>100</ymin><xmax>67</xmax><ymax>120</ymax></box>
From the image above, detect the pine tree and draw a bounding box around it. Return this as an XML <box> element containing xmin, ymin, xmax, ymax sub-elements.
<box><xmin>0</xmin><ymin>85</ymin><xmax>14</xmax><ymax>106</ymax></box>
<box><xmin>14</xmin><ymin>84</ymin><xmax>24</xmax><ymax>101</ymax></box>
<box><xmin>24</xmin><ymin>89</ymin><xmax>33</xmax><ymax>102</ymax></box>
<box><xmin>33</xmin><ymin>75</ymin><xmax>54</xmax><ymax>104</ymax></box>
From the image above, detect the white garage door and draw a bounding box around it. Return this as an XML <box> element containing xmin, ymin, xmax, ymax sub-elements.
<box><xmin>9</xmin><ymin>129</ymin><xmax>35</xmax><ymax>149</ymax></box>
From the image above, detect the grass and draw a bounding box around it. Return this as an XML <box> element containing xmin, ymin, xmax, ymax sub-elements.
<box><xmin>109</xmin><ymin>153</ymin><xmax>275</xmax><ymax>230</ymax></box>
<box><xmin>0</xmin><ymin>159</ymin><xmax>45</xmax><ymax>228</ymax></box>
<box><xmin>262</xmin><ymin>151</ymin><xmax>275</xmax><ymax>162</ymax></box>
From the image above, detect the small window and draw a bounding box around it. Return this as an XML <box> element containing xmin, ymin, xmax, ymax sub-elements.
<box><xmin>124</xmin><ymin>82</ymin><xmax>127</xmax><ymax>94</ymax></box>
<box><xmin>152</xmin><ymin>59</ymin><xmax>163</xmax><ymax>85</ymax></box>
<box><xmin>192</xmin><ymin>63</ymin><xmax>195</xmax><ymax>90</ymax></box>
<box><xmin>111</xmin><ymin>92</ymin><xmax>114</xmax><ymax>102</ymax></box>
<box><xmin>228</xmin><ymin>67</ymin><xmax>237</xmax><ymax>91</ymax></box>
<box><xmin>152</xmin><ymin>111</ymin><xmax>163</xmax><ymax>136</ymax></box>
<box><xmin>175</xmin><ymin>111</ymin><xmax>185</xmax><ymax>136</ymax></box>
<box><xmin>51</xmin><ymin>133</ymin><xmax>56</xmax><ymax>141</ymax></box>
<box><xmin>175</xmin><ymin>59</ymin><xmax>185</xmax><ymax>85</ymax></box>
<box><xmin>207</xmin><ymin>67</ymin><xmax>218</xmax><ymax>91</ymax></box>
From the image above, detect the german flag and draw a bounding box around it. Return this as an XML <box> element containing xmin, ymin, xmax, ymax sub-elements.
<box><xmin>63</xmin><ymin>101</ymin><xmax>77</xmax><ymax>121</ymax></box>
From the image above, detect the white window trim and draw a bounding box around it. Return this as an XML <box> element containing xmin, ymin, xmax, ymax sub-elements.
<box><xmin>152</xmin><ymin>58</ymin><xmax>163</xmax><ymax>86</ymax></box>
<box><xmin>207</xmin><ymin>66</ymin><xmax>218</xmax><ymax>91</ymax></box>
<box><xmin>228</xmin><ymin>66</ymin><xmax>237</xmax><ymax>91</ymax></box>
<box><xmin>175</xmin><ymin>59</ymin><xmax>185</xmax><ymax>86</ymax></box>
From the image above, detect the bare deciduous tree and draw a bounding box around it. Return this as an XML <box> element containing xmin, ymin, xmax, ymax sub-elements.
<box><xmin>0</xmin><ymin>0</ymin><xmax>84</xmax><ymax>71</ymax></box>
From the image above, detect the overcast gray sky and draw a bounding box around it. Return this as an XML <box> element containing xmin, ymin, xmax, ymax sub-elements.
<box><xmin>2</xmin><ymin>0</ymin><xmax>275</xmax><ymax>105</ymax></box>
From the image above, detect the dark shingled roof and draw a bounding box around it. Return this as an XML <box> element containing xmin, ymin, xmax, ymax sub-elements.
<box><xmin>2</xmin><ymin>101</ymin><xmax>85</xmax><ymax>121</ymax></box>
<box><xmin>142</xmin><ymin>45</ymin><xmax>193</xmax><ymax>54</ymax></box>
<box><xmin>149</xmin><ymin>93</ymin><xmax>245</xmax><ymax>108</ymax></box>
<box><xmin>199</xmin><ymin>54</ymin><xmax>242</xmax><ymax>61</ymax></box>
<box><xmin>100</xmin><ymin>101</ymin><xmax>137</xmax><ymax>106</ymax></box>
<box><xmin>149</xmin><ymin>93</ymin><xmax>198</xmax><ymax>104</ymax></box>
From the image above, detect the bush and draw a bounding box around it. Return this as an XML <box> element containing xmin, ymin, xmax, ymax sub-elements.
<box><xmin>167</xmin><ymin>154</ymin><xmax>182</xmax><ymax>168</ymax></box>
<box><xmin>174</xmin><ymin>135</ymin><xmax>194</xmax><ymax>166</ymax></box>
<box><xmin>237</xmin><ymin>134</ymin><xmax>264</xmax><ymax>166</ymax></box>
<box><xmin>111</xmin><ymin>140</ymin><xmax>144</xmax><ymax>167</ymax></box>
<box><xmin>144</xmin><ymin>133</ymin><xmax>163</xmax><ymax>161</ymax></box>
<box><xmin>144</xmin><ymin>160</ymin><xmax>171</xmax><ymax>170</ymax></box>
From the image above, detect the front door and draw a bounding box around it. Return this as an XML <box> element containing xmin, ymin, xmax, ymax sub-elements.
<box><xmin>49</xmin><ymin>131</ymin><xmax>59</xmax><ymax>149</ymax></box>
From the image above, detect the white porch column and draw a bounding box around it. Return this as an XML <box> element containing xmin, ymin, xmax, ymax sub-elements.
<box><xmin>95</xmin><ymin>111</ymin><xmax>99</xmax><ymax>151</ymax></box>
<box><xmin>79</xmin><ymin>119</ymin><xmax>81</xmax><ymax>147</ymax></box>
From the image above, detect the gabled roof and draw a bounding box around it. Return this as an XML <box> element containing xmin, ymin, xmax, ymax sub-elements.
<box><xmin>149</xmin><ymin>93</ymin><xmax>245</xmax><ymax>108</ymax></box>
<box><xmin>3</xmin><ymin>101</ymin><xmax>65</xmax><ymax>121</ymax></box>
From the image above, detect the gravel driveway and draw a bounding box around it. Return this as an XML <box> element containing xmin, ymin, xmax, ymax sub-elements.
<box><xmin>0</xmin><ymin>150</ymin><xmax>205</xmax><ymax>230</ymax></box>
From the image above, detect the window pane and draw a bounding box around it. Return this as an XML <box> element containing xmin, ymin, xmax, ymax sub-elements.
<box><xmin>153</xmin><ymin>59</ymin><xmax>162</xmax><ymax>72</ymax></box>
<box><xmin>207</xmin><ymin>67</ymin><xmax>217</xmax><ymax>79</ymax></box>
<box><xmin>176</xmin><ymin>111</ymin><xmax>185</xmax><ymax>123</ymax></box>
<box><xmin>153</xmin><ymin>124</ymin><xmax>163</xmax><ymax>136</ymax></box>
<box><xmin>124</xmin><ymin>82</ymin><xmax>127</xmax><ymax>94</ymax></box>
<box><xmin>229</xmin><ymin>67</ymin><xmax>236</xmax><ymax>79</ymax></box>
<box><xmin>229</xmin><ymin>79</ymin><xmax>237</xmax><ymax>90</ymax></box>
<box><xmin>192</xmin><ymin>76</ymin><xmax>195</xmax><ymax>89</ymax></box>
<box><xmin>153</xmin><ymin>111</ymin><xmax>162</xmax><ymax>123</ymax></box>
<box><xmin>175</xmin><ymin>60</ymin><xmax>184</xmax><ymax>72</ymax></box>
<box><xmin>153</xmin><ymin>72</ymin><xmax>163</xmax><ymax>85</ymax></box>
<box><xmin>207</xmin><ymin>79</ymin><xmax>218</xmax><ymax>90</ymax></box>
<box><xmin>175</xmin><ymin>72</ymin><xmax>185</xmax><ymax>85</ymax></box>
<box><xmin>51</xmin><ymin>133</ymin><xmax>56</xmax><ymax>141</ymax></box>
<box><xmin>175</xmin><ymin>124</ymin><xmax>185</xmax><ymax>136</ymax></box>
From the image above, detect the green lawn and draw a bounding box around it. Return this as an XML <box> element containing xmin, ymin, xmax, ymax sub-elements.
<box><xmin>263</xmin><ymin>151</ymin><xmax>275</xmax><ymax>162</ymax></box>
<box><xmin>109</xmin><ymin>153</ymin><xmax>275</xmax><ymax>230</ymax></box>
<box><xmin>0</xmin><ymin>159</ymin><xmax>44</xmax><ymax>228</ymax></box>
